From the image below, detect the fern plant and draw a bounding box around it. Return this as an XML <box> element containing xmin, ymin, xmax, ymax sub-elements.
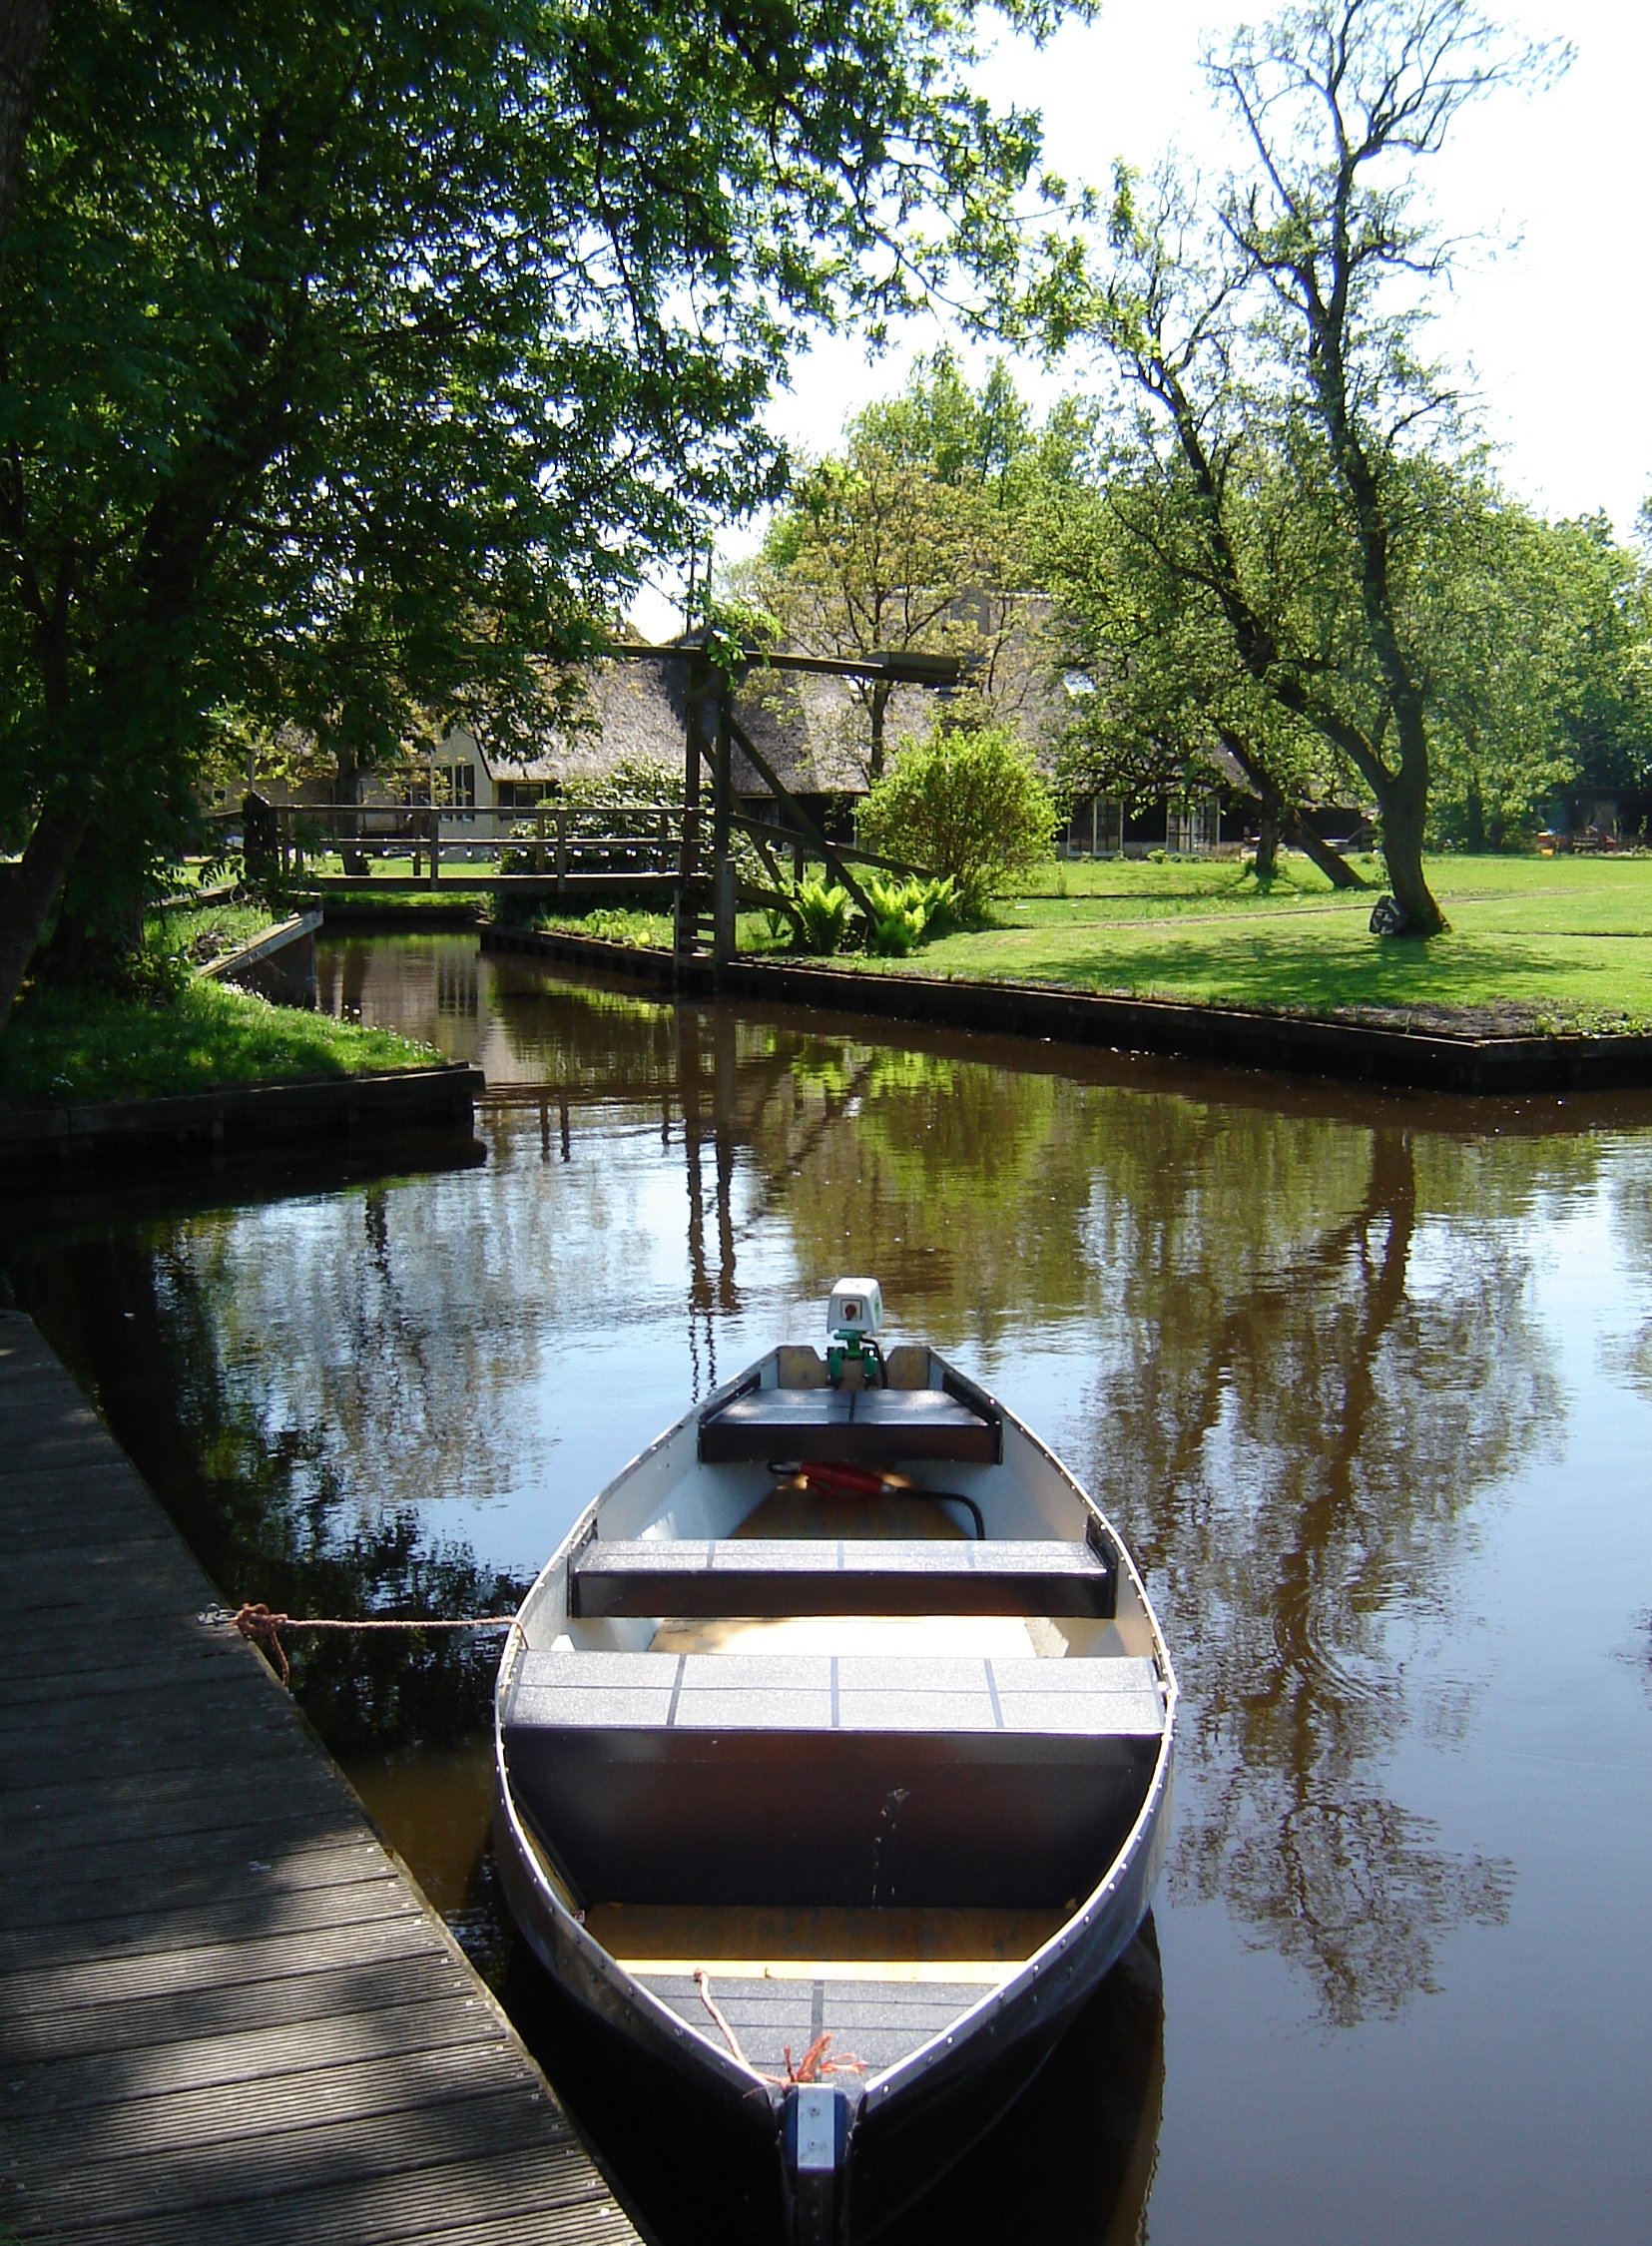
<box><xmin>785</xmin><ymin>874</ymin><xmax>854</xmax><ymax>954</ymax></box>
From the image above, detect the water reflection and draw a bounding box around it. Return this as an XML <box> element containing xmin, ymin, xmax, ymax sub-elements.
<box><xmin>8</xmin><ymin>936</ymin><xmax>1652</xmax><ymax>2244</ymax></box>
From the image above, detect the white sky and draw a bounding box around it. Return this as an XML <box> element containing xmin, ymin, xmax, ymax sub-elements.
<box><xmin>630</xmin><ymin>0</ymin><xmax>1645</xmax><ymax>640</ymax></box>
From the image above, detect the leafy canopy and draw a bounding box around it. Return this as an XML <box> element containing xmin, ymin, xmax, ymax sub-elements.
<box><xmin>0</xmin><ymin>0</ymin><xmax>1077</xmax><ymax>1001</ymax></box>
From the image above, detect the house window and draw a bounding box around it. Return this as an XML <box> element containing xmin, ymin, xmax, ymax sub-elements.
<box><xmin>1168</xmin><ymin>796</ymin><xmax>1219</xmax><ymax>854</ymax></box>
<box><xmin>1066</xmin><ymin>795</ymin><xmax>1121</xmax><ymax>855</ymax></box>
<box><xmin>439</xmin><ymin>762</ymin><xmax>477</xmax><ymax>820</ymax></box>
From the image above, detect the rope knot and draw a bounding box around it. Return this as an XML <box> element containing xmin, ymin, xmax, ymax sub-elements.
<box><xmin>232</xmin><ymin>1601</ymin><xmax>290</xmax><ymax>1685</ymax></box>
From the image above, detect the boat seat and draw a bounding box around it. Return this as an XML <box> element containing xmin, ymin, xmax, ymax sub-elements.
<box><xmin>698</xmin><ymin>1385</ymin><xmax>1000</xmax><ymax>1466</ymax></box>
<box><xmin>503</xmin><ymin>1650</ymin><xmax>1163</xmax><ymax>1910</ymax></box>
<box><xmin>568</xmin><ymin>1537</ymin><xmax>1117</xmax><ymax>1620</ymax></box>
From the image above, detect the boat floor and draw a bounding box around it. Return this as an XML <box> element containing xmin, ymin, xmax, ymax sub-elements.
<box><xmin>586</xmin><ymin>1903</ymin><xmax>1061</xmax><ymax>2078</ymax></box>
<box><xmin>633</xmin><ymin>1970</ymin><xmax>997</xmax><ymax>2080</ymax></box>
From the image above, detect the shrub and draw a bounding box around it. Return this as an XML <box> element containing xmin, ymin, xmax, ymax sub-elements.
<box><xmin>857</xmin><ymin>720</ymin><xmax>1056</xmax><ymax>907</ymax></box>
<box><xmin>786</xmin><ymin>874</ymin><xmax>854</xmax><ymax>954</ymax></box>
<box><xmin>861</xmin><ymin>872</ymin><xmax>961</xmax><ymax>955</ymax></box>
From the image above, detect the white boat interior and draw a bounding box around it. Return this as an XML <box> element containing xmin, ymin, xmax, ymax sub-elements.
<box><xmin>499</xmin><ymin>1324</ymin><xmax>1173</xmax><ymax>2087</ymax></box>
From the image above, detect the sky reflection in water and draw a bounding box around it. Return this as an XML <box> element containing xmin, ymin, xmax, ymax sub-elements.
<box><xmin>9</xmin><ymin>933</ymin><xmax>1651</xmax><ymax>2245</ymax></box>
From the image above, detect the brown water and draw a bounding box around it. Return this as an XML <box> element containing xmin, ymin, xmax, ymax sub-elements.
<box><xmin>7</xmin><ymin>930</ymin><xmax>1652</xmax><ymax>2244</ymax></box>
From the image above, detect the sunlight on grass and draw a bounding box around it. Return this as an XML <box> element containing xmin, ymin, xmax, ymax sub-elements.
<box><xmin>848</xmin><ymin>854</ymin><xmax>1652</xmax><ymax>1029</ymax></box>
<box><xmin>1</xmin><ymin>981</ymin><xmax>438</xmax><ymax>1107</ymax></box>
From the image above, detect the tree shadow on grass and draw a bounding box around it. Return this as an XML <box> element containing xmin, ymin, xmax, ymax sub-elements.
<box><xmin>1019</xmin><ymin>926</ymin><xmax>1629</xmax><ymax>1026</ymax></box>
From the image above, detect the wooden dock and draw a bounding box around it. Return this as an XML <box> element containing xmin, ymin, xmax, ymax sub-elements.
<box><xmin>0</xmin><ymin>1309</ymin><xmax>637</xmax><ymax>2246</ymax></box>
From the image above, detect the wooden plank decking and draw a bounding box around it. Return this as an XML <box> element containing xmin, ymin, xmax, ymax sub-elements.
<box><xmin>0</xmin><ymin>1309</ymin><xmax>637</xmax><ymax>2246</ymax></box>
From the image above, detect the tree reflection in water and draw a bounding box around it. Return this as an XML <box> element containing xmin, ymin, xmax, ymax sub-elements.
<box><xmin>2</xmin><ymin>954</ymin><xmax>1604</xmax><ymax>2054</ymax></box>
<box><xmin>717</xmin><ymin>1031</ymin><xmax>1587</xmax><ymax>2027</ymax></box>
<box><xmin>2</xmin><ymin>1197</ymin><xmax>529</xmax><ymax>1755</ymax></box>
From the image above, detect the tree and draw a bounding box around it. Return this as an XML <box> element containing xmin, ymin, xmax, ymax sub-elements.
<box><xmin>857</xmin><ymin>716</ymin><xmax>1056</xmax><ymax>904</ymax></box>
<box><xmin>0</xmin><ymin>0</ymin><xmax>54</xmax><ymax>245</ymax></box>
<box><xmin>1032</xmin><ymin>0</ymin><xmax>1563</xmax><ymax>935</ymax></box>
<box><xmin>1422</xmin><ymin>504</ymin><xmax>1652</xmax><ymax>847</ymax></box>
<box><xmin>0</xmin><ymin>0</ymin><xmax>1069</xmax><ymax>1023</ymax></box>
<box><xmin>743</xmin><ymin>354</ymin><xmax>1089</xmax><ymax>780</ymax></box>
<box><xmin>1040</xmin><ymin>447</ymin><xmax>1372</xmax><ymax>886</ymax></box>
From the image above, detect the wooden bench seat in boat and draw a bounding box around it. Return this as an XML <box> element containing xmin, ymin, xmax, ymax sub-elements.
<box><xmin>567</xmin><ymin>1537</ymin><xmax>1118</xmax><ymax>1620</ymax></box>
<box><xmin>503</xmin><ymin>1650</ymin><xmax>1163</xmax><ymax>1911</ymax></box>
<box><xmin>697</xmin><ymin>1385</ymin><xmax>1001</xmax><ymax>1466</ymax></box>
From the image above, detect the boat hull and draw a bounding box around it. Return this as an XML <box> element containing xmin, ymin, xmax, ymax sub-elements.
<box><xmin>493</xmin><ymin>1345</ymin><xmax>1178</xmax><ymax>2241</ymax></box>
<box><xmin>494</xmin><ymin>1729</ymin><xmax>1172</xmax><ymax>2242</ymax></box>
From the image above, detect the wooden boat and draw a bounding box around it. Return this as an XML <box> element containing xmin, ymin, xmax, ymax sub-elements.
<box><xmin>493</xmin><ymin>1281</ymin><xmax>1177</xmax><ymax>2244</ymax></box>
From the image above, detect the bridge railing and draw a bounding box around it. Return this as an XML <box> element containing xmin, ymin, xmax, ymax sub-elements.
<box><xmin>208</xmin><ymin>798</ymin><xmax>922</xmax><ymax>890</ymax></box>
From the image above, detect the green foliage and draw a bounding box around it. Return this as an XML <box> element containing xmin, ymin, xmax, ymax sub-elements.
<box><xmin>0</xmin><ymin>978</ymin><xmax>435</xmax><ymax>1107</ymax></box>
<box><xmin>858</xmin><ymin>721</ymin><xmax>1057</xmax><ymax>906</ymax></box>
<box><xmin>786</xmin><ymin>875</ymin><xmax>855</xmax><ymax>955</ymax></box>
<box><xmin>738</xmin><ymin>353</ymin><xmax>1094</xmax><ymax>780</ymax></box>
<box><xmin>556</xmin><ymin>757</ymin><xmax>683</xmax><ymax>813</ymax></box>
<box><xmin>701</xmin><ymin>596</ymin><xmax>783</xmax><ymax>681</ymax></box>
<box><xmin>861</xmin><ymin>872</ymin><xmax>962</xmax><ymax>954</ymax></box>
<box><xmin>1</xmin><ymin>0</ymin><xmax>1075</xmax><ymax>1007</ymax></box>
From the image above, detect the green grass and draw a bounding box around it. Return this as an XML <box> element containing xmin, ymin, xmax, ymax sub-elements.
<box><xmin>0</xmin><ymin>979</ymin><xmax>439</xmax><ymax>1108</ymax></box>
<box><xmin>149</xmin><ymin>899</ymin><xmax>278</xmax><ymax>968</ymax></box>
<box><xmin>520</xmin><ymin>851</ymin><xmax>1652</xmax><ymax>1034</ymax></box>
<box><xmin>855</xmin><ymin>852</ymin><xmax>1652</xmax><ymax>1032</ymax></box>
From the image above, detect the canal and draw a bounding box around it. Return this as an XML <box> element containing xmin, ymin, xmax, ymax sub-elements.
<box><xmin>5</xmin><ymin>930</ymin><xmax>1650</xmax><ymax>2244</ymax></box>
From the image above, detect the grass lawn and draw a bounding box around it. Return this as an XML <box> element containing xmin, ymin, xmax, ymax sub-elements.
<box><xmin>881</xmin><ymin>852</ymin><xmax>1652</xmax><ymax>1031</ymax></box>
<box><xmin>0</xmin><ymin>979</ymin><xmax>438</xmax><ymax>1108</ymax></box>
<box><xmin>509</xmin><ymin>851</ymin><xmax>1652</xmax><ymax>1033</ymax></box>
<box><xmin>150</xmin><ymin>899</ymin><xmax>282</xmax><ymax>968</ymax></box>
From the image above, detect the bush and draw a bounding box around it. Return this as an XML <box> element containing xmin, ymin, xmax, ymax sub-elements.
<box><xmin>857</xmin><ymin>721</ymin><xmax>1056</xmax><ymax>907</ymax></box>
<box><xmin>786</xmin><ymin>874</ymin><xmax>854</xmax><ymax>954</ymax></box>
<box><xmin>861</xmin><ymin>872</ymin><xmax>961</xmax><ymax>955</ymax></box>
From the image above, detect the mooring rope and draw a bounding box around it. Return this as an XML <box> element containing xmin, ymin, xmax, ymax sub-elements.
<box><xmin>693</xmin><ymin>1966</ymin><xmax>752</xmax><ymax>2068</ymax></box>
<box><xmin>208</xmin><ymin>1601</ymin><xmax>516</xmax><ymax>1688</ymax></box>
<box><xmin>692</xmin><ymin>1968</ymin><xmax>862</xmax><ymax>2085</ymax></box>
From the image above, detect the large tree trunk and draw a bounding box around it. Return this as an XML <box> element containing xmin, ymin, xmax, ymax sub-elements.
<box><xmin>1373</xmin><ymin>759</ymin><xmax>1445</xmax><ymax>935</ymax></box>
<box><xmin>1253</xmin><ymin>796</ymin><xmax>1279</xmax><ymax>881</ymax></box>
<box><xmin>0</xmin><ymin>0</ymin><xmax>55</xmax><ymax>248</ymax></box>
<box><xmin>0</xmin><ymin>797</ymin><xmax>90</xmax><ymax>1028</ymax></box>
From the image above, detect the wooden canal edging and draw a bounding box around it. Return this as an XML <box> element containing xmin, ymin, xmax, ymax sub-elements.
<box><xmin>0</xmin><ymin>1063</ymin><xmax>486</xmax><ymax>1179</ymax></box>
<box><xmin>0</xmin><ymin>1308</ymin><xmax>638</xmax><ymax>2246</ymax></box>
<box><xmin>478</xmin><ymin>924</ymin><xmax>1652</xmax><ymax>1098</ymax></box>
<box><xmin>197</xmin><ymin>910</ymin><xmax>323</xmax><ymax>985</ymax></box>
<box><xmin>198</xmin><ymin>910</ymin><xmax>323</xmax><ymax>1006</ymax></box>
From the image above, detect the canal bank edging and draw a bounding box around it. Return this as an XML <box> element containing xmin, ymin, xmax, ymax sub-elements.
<box><xmin>0</xmin><ymin>1308</ymin><xmax>638</xmax><ymax>2246</ymax></box>
<box><xmin>199</xmin><ymin>909</ymin><xmax>323</xmax><ymax>1006</ymax></box>
<box><xmin>478</xmin><ymin>924</ymin><xmax>1652</xmax><ymax>1098</ymax></box>
<box><xmin>0</xmin><ymin>1062</ymin><xmax>486</xmax><ymax>1178</ymax></box>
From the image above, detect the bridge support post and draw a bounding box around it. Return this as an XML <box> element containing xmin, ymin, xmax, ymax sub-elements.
<box><xmin>713</xmin><ymin>681</ymin><xmax>736</xmax><ymax>972</ymax></box>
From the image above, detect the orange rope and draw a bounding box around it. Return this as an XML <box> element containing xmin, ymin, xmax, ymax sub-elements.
<box><xmin>692</xmin><ymin>1968</ymin><xmax>862</xmax><ymax>2084</ymax></box>
<box><xmin>693</xmin><ymin>1967</ymin><xmax>751</xmax><ymax>2068</ymax></box>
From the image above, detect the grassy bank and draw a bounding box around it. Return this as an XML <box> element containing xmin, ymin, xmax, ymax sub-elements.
<box><xmin>526</xmin><ymin>852</ymin><xmax>1652</xmax><ymax>1034</ymax></box>
<box><xmin>0</xmin><ymin>979</ymin><xmax>437</xmax><ymax>1108</ymax></box>
<box><xmin>885</xmin><ymin>853</ymin><xmax>1652</xmax><ymax>1032</ymax></box>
